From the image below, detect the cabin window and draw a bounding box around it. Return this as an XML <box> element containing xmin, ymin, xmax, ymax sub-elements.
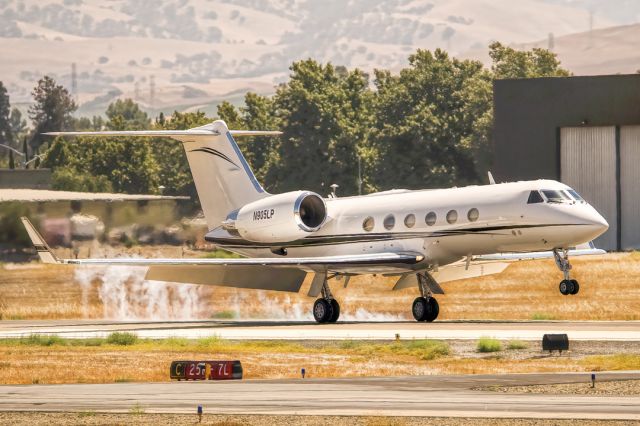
<box><xmin>404</xmin><ymin>214</ymin><xmax>416</xmax><ymax>228</ymax></box>
<box><xmin>467</xmin><ymin>208</ymin><xmax>479</xmax><ymax>222</ymax></box>
<box><xmin>362</xmin><ymin>216</ymin><xmax>375</xmax><ymax>232</ymax></box>
<box><xmin>383</xmin><ymin>214</ymin><xmax>395</xmax><ymax>230</ymax></box>
<box><xmin>527</xmin><ymin>190</ymin><xmax>544</xmax><ymax>204</ymax></box>
<box><xmin>542</xmin><ymin>190</ymin><xmax>569</xmax><ymax>203</ymax></box>
<box><xmin>425</xmin><ymin>211</ymin><xmax>437</xmax><ymax>226</ymax></box>
<box><xmin>446</xmin><ymin>210</ymin><xmax>458</xmax><ymax>224</ymax></box>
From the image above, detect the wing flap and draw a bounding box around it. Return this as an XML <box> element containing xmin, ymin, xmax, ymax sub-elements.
<box><xmin>145</xmin><ymin>265</ymin><xmax>306</xmax><ymax>292</ymax></box>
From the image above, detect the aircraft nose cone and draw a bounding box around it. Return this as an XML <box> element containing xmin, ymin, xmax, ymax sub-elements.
<box><xmin>580</xmin><ymin>207</ymin><xmax>609</xmax><ymax>240</ymax></box>
<box><xmin>592</xmin><ymin>212</ymin><xmax>609</xmax><ymax>233</ymax></box>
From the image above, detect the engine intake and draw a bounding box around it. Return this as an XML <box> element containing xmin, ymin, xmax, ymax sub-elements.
<box><xmin>234</xmin><ymin>191</ymin><xmax>327</xmax><ymax>243</ymax></box>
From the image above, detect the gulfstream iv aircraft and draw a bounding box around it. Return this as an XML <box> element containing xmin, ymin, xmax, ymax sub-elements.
<box><xmin>21</xmin><ymin>120</ymin><xmax>609</xmax><ymax>323</ymax></box>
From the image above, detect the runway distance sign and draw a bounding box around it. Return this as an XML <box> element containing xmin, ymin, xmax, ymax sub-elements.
<box><xmin>170</xmin><ymin>360</ymin><xmax>243</xmax><ymax>381</ymax></box>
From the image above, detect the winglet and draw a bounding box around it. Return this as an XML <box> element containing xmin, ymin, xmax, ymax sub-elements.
<box><xmin>488</xmin><ymin>171</ymin><xmax>496</xmax><ymax>185</ymax></box>
<box><xmin>20</xmin><ymin>217</ymin><xmax>59</xmax><ymax>264</ymax></box>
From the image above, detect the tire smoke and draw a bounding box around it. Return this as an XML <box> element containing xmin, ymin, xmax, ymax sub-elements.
<box><xmin>75</xmin><ymin>265</ymin><xmax>208</xmax><ymax>320</ymax></box>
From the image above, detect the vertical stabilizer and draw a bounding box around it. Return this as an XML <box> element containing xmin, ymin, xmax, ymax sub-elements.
<box><xmin>180</xmin><ymin>120</ymin><xmax>268</xmax><ymax>229</ymax></box>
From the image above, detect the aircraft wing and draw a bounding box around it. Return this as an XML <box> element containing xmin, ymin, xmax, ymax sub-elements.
<box><xmin>21</xmin><ymin>217</ymin><xmax>422</xmax><ymax>268</ymax></box>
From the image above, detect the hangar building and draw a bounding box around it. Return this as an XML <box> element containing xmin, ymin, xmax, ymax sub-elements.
<box><xmin>493</xmin><ymin>74</ymin><xmax>640</xmax><ymax>251</ymax></box>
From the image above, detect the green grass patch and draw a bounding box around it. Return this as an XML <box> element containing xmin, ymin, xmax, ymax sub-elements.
<box><xmin>77</xmin><ymin>411</ymin><xmax>96</xmax><ymax>418</ymax></box>
<box><xmin>531</xmin><ymin>312</ymin><xmax>557</xmax><ymax>320</ymax></box>
<box><xmin>335</xmin><ymin>339</ymin><xmax>450</xmax><ymax>361</ymax></box>
<box><xmin>24</xmin><ymin>334</ymin><xmax>67</xmax><ymax>346</ymax></box>
<box><xmin>507</xmin><ymin>340</ymin><xmax>528</xmax><ymax>350</ymax></box>
<box><xmin>211</xmin><ymin>310</ymin><xmax>236</xmax><ymax>319</ymax></box>
<box><xmin>0</xmin><ymin>335</ymin><xmax>451</xmax><ymax>362</ymax></box>
<box><xmin>106</xmin><ymin>332</ymin><xmax>138</xmax><ymax>346</ymax></box>
<box><xmin>129</xmin><ymin>402</ymin><xmax>145</xmax><ymax>415</ymax></box>
<box><xmin>477</xmin><ymin>337</ymin><xmax>502</xmax><ymax>353</ymax></box>
<box><xmin>201</xmin><ymin>249</ymin><xmax>241</xmax><ymax>259</ymax></box>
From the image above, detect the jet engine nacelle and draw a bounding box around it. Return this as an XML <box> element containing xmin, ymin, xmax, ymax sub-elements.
<box><xmin>234</xmin><ymin>191</ymin><xmax>327</xmax><ymax>243</ymax></box>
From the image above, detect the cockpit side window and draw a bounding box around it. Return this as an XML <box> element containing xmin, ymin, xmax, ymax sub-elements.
<box><xmin>542</xmin><ymin>189</ymin><xmax>570</xmax><ymax>203</ymax></box>
<box><xmin>567</xmin><ymin>189</ymin><xmax>585</xmax><ymax>202</ymax></box>
<box><xmin>527</xmin><ymin>190</ymin><xmax>544</xmax><ymax>204</ymax></box>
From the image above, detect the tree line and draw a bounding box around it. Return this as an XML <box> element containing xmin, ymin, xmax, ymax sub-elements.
<box><xmin>0</xmin><ymin>43</ymin><xmax>569</xmax><ymax>199</ymax></box>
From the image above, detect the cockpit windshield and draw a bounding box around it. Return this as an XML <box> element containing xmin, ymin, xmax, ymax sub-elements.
<box><xmin>541</xmin><ymin>189</ymin><xmax>571</xmax><ymax>203</ymax></box>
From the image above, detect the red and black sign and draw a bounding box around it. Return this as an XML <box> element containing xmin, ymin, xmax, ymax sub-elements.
<box><xmin>170</xmin><ymin>360</ymin><xmax>243</xmax><ymax>381</ymax></box>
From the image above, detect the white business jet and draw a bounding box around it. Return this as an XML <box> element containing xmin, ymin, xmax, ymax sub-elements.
<box><xmin>21</xmin><ymin>120</ymin><xmax>608</xmax><ymax>323</ymax></box>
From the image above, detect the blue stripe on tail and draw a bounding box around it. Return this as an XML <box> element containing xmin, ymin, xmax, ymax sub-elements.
<box><xmin>225</xmin><ymin>132</ymin><xmax>265</xmax><ymax>194</ymax></box>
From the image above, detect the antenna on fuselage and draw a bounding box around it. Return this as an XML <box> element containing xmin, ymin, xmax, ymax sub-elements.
<box><xmin>487</xmin><ymin>171</ymin><xmax>496</xmax><ymax>185</ymax></box>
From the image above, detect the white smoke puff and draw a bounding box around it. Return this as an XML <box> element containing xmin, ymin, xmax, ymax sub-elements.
<box><xmin>74</xmin><ymin>265</ymin><xmax>208</xmax><ymax>320</ymax></box>
<box><xmin>341</xmin><ymin>308</ymin><xmax>407</xmax><ymax>322</ymax></box>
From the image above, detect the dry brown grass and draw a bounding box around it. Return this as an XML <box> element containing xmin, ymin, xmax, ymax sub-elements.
<box><xmin>1</xmin><ymin>413</ymin><xmax>637</xmax><ymax>426</ymax></box>
<box><xmin>0</xmin><ymin>337</ymin><xmax>638</xmax><ymax>385</ymax></box>
<box><xmin>2</xmin><ymin>252</ymin><xmax>640</xmax><ymax>321</ymax></box>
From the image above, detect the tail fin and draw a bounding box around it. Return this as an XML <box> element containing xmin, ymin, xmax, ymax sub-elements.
<box><xmin>180</xmin><ymin>120</ymin><xmax>270</xmax><ymax>228</ymax></box>
<box><xmin>46</xmin><ymin>120</ymin><xmax>279</xmax><ymax>229</ymax></box>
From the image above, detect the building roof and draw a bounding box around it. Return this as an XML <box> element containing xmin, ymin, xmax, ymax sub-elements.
<box><xmin>0</xmin><ymin>189</ymin><xmax>189</xmax><ymax>202</ymax></box>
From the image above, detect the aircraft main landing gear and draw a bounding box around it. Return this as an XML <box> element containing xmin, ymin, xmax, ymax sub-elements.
<box><xmin>412</xmin><ymin>272</ymin><xmax>439</xmax><ymax>322</ymax></box>
<box><xmin>554</xmin><ymin>248</ymin><xmax>580</xmax><ymax>295</ymax></box>
<box><xmin>313</xmin><ymin>277</ymin><xmax>340</xmax><ymax>323</ymax></box>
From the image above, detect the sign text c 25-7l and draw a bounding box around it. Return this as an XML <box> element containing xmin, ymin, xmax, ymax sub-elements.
<box><xmin>253</xmin><ymin>209</ymin><xmax>275</xmax><ymax>221</ymax></box>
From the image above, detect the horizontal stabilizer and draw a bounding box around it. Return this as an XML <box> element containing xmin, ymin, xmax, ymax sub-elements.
<box><xmin>44</xmin><ymin>129</ymin><xmax>282</xmax><ymax>139</ymax></box>
<box><xmin>20</xmin><ymin>217</ymin><xmax>58</xmax><ymax>264</ymax></box>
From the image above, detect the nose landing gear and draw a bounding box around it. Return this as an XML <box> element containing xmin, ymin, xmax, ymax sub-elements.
<box><xmin>554</xmin><ymin>249</ymin><xmax>580</xmax><ymax>295</ymax></box>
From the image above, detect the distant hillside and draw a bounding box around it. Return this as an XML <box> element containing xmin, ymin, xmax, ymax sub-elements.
<box><xmin>0</xmin><ymin>0</ymin><xmax>636</xmax><ymax>116</ymax></box>
<box><xmin>461</xmin><ymin>23</ymin><xmax>640</xmax><ymax>76</ymax></box>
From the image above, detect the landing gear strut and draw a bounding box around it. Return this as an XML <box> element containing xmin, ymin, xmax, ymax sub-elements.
<box><xmin>553</xmin><ymin>248</ymin><xmax>580</xmax><ymax>295</ymax></box>
<box><xmin>313</xmin><ymin>277</ymin><xmax>340</xmax><ymax>323</ymax></box>
<box><xmin>412</xmin><ymin>272</ymin><xmax>440</xmax><ymax>322</ymax></box>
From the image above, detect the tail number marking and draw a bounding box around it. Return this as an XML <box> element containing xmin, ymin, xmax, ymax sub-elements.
<box><xmin>253</xmin><ymin>209</ymin><xmax>275</xmax><ymax>221</ymax></box>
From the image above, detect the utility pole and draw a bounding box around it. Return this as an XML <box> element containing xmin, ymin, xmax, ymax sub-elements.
<box><xmin>71</xmin><ymin>62</ymin><xmax>78</xmax><ymax>104</ymax></box>
<box><xmin>357</xmin><ymin>156</ymin><xmax>363</xmax><ymax>195</ymax></box>
<box><xmin>149</xmin><ymin>75</ymin><xmax>155</xmax><ymax>110</ymax></box>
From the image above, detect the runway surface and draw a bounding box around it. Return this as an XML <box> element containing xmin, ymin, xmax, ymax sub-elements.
<box><xmin>1</xmin><ymin>319</ymin><xmax>640</xmax><ymax>340</ymax></box>
<box><xmin>1</xmin><ymin>372</ymin><xmax>640</xmax><ymax>419</ymax></box>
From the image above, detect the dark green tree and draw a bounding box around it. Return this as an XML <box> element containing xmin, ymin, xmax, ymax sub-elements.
<box><xmin>9</xmin><ymin>108</ymin><xmax>27</xmax><ymax>147</ymax></box>
<box><xmin>152</xmin><ymin>111</ymin><xmax>211</xmax><ymax>198</ymax></box>
<box><xmin>216</xmin><ymin>96</ymin><xmax>280</xmax><ymax>184</ymax></box>
<box><xmin>216</xmin><ymin>101</ymin><xmax>243</xmax><ymax>129</ymax></box>
<box><xmin>72</xmin><ymin>115</ymin><xmax>104</xmax><ymax>131</ymax></box>
<box><xmin>0</xmin><ymin>82</ymin><xmax>13</xmax><ymax>156</ymax></box>
<box><xmin>106</xmin><ymin>99</ymin><xmax>150</xmax><ymax>130</ymax></box>
<box><xmin>368</xmin><ymin>49</ymin><xmax>491</xmax><ymax>190</ymax></box>
<box><xmin>266</xmin><ymin>59</ymin><xmax>372</xmax><ymax>195</ymax></box>
<box><xmin>489</xmin><ymin>41</ymin><xmax>571</xmax><ymax>79</ymax></box>
<box><xmin>28</xmin><ymin>76</ymin><xmax>77</xmax><ymax>150</ymax></box>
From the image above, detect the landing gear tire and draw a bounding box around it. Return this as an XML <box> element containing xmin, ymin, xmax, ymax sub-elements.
<box><xmin>412</xmin><ymin>297</ymin><xmax>440</xmax><ymax>322</ymax></box>
<box><xmin>328</xmin><ymin>299</ymin><xmax>340</xmax><ymax>323</ymax></box>
<box><xmin>313</xmin><ymin>298</ymin><xmax>334</xmax><ymax>323</ymax></box>
<box><xmin>412</xmin><ymin>297</ymin><xmax>428</xmax><ymax>321</ymax></box>
<box><xmin>559</xmin><ymin>279</ymin><xmax>576</xmax><ymax>296</ymax></box>
<box><xmin>424</xmin><ymin>297</ymin><xmax>439</xmax><ymax>322</ymax></box>
<box><xmin>570</xmin><ymin>279</ymin><xmax>580</xmax><ymax>295</ymax></box>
